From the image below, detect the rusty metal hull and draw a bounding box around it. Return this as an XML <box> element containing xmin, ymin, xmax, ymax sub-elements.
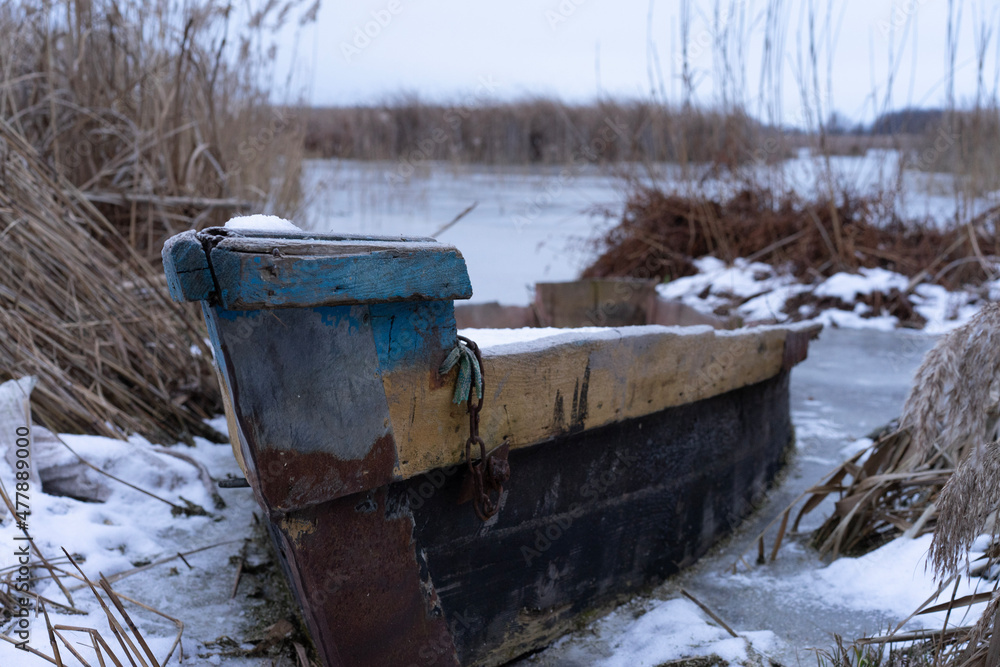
<box><xmin>270</xmin><ymin>371</ymin><xmax>792</xmax><ymax>667</ymax></box>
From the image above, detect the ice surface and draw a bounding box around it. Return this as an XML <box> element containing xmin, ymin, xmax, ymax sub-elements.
<box><xmin>302</xmin><ymin>160</ymin><xmax>623</xmax><ymax>305</ymax></box>
<box><xmin>301</xmin><ymin>158</ymin><xmax>1000</xmax><ymax>331</ymax></box>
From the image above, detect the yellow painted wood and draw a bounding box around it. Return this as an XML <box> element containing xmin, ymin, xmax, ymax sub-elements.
<box><xmin>384</xmin><ymin>324</ymin><xmax>817</xmax><ymax>479</ymax></box>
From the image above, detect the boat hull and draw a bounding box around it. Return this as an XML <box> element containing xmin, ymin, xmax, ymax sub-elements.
<box><xmin>269</xmin><ymin>370</ymin><xmax>792</xmax><ymax>666</ymax></box>
<box><xmin>160</xmin><ymin>227</ymin><xmax>813</xmax><ymax>667</ymax></box>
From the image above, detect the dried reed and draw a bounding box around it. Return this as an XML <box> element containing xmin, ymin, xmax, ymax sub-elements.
<box><xmin>582</xmin><ymin>186</ymin><xmax>999</xmax><ymax>292</ymax></box>
<box><xmin>0</xmin><ymin>0</ymin><xmax>314</xmax><ymax>442</ymax></box>
<box><xmin>0</xmin><ymin>116</ymin><xmax>222</xmax><ymax>443</ymax></box>
<box><xmin>0</xmin><ymin>0</ymin><xmax>311</xmax><ymax>262</ymax></box>
<box><xmin>737</xmin><ymin>303</ymin><xmax>1000</xmax><ymax>565</ymax></box>
<box><xmin>303</xmin><ymin>99</ymin><xmax>763</xmax><ymax>167</ymax></box>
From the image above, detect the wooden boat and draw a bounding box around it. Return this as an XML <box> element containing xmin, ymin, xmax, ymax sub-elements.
<box><xmin>162</xmin><ymin>226</ymin><xmax>819</xmax><ymax>667</ymax></box>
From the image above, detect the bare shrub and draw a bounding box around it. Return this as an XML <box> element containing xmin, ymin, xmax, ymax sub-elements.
<box><xmin>580</xmin><ymin>186</ymin><xmax>998</xmax><ymax>291</ymax></box>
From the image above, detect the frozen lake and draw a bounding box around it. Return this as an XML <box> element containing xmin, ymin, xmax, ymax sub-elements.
<box><xmin>301</xmin><ymin>159</ymin><xmax>627</xmax><ymax>305</ymax></box>
<box><xmin>299</xmin><ymin>152</ymin><xmax>998</xmax><ymax>309</ymax></box>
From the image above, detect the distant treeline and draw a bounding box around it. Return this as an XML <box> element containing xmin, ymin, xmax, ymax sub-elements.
<box><xmin>303</xmin><ymin>101</ymin><xmax>1000</xmax><ymax>181</ymax></box>
<box><xmin>302</xmin><ymin>100</ymin><xmax>766</xmax><ymax>166</ymax></box>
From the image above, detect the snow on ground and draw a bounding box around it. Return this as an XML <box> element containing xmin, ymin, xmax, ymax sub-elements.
<box><xmin>530</xmin><ymin>597</ymin><xmax>781</xmax><ymax>667</ymax></box>
<box><xmin>0</xmin><ymin>391</ymin><xmax>273</xmax><ymax>666</ymax></box>
<box><xmin>657</xmin><ymin>256</ymin><xmax>998</xmax><ymax>334</ymax></box>
<box><xmin>518</xmin><ymin>535</ymin><xmax>985</xmax><ymax>666</ymax></box>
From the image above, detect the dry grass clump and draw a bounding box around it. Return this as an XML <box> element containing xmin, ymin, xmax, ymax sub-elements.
<box><xmin>779</xmin><ymin>304</ymin><xmax>1000</xmax><ymax>558</ymax></box>
<box><xmin>0</xmin><ymin>0</ymin><xmax>310</xmax><ymax>262</ymax></box>
<box><xmin>303</xmin><ymin>100</ymin><xmax>763</xmax><ymax>166</ymax></box>
<box><xmin>736</xmin><ymin>304</ymin><xmax>1000</xmax><ymax>663</ymax></box>
<box><xmin>0</xmin><ymin>116</ymin><xmax>222</xmax><ymax>444</ymax></box>
<box><xmin>581</xmin><ymin>186</ymin><xmax>999</xmax><ymax>292</ymax></box>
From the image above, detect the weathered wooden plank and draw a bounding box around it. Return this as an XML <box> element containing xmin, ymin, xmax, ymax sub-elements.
<box><xmin>161</xmin><ymin>231</ymin><xmax>214</xmax><ymax>302</ymax></box>
<box><xmin>534</xmin><ymin>278</ymin><xmax>657</xmax><ymax>327</ymax></box>
<box><xmin>383</xmin><ymin>323</ymin><xmax>819</xmax><ymax>478</ymax></box>
<box><xmin>212</xmin><ymin>235</ymin><xmax>452</xmax><ymax>257</ymax></box>
<box><xmin>208</xmin><ymin>305</ymin><xmax>399</xmax><ymax>513</ymax></box>
<box><xmin>202</xmin><ymin>226</ymin><xmax>435</xmax><ymax>244</ymax></box>
<box><xmin>394</xmin><ymin>371</ymin><xmax>793</xmax><ymax>666</ymax></box>
<box><xmin>209</xmin><ymin>245</ymin><xmax>473</xmax><ymax>310</ymax></box>
<box><xmin>271</xmin><ymin>486</ymin><xmax>460</xmax><ymax>667</ymax></box>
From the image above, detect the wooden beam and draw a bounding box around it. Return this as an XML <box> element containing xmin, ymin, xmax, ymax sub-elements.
<box><xmin>384</xmin><ymin>323</ymin><xmax>820</xmax><ymax>478</ymax></box>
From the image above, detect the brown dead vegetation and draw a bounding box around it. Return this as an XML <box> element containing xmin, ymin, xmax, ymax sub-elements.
<box><xmin>0</xmin><ymin>117</ymin><xmax>223</xmax><ymax>444</ymax></box>
<box><xmin>303</xmin><ymin>100</ymin><xmax>764</xmax><ymax>167</ymax></box>
<box><xmin>0</xmin><ymin>0</ymin><xmax>309</xmax><ymax>263</ymax></box>
<box><xmin>582</xmin><ymin>186</ymin><xmax>1000</xmax><ymax>292</ymax></box>
<box><xmin>0</xmin><ymin>0</ymin><xmax>317</xmax><ymax>443</ymax></box>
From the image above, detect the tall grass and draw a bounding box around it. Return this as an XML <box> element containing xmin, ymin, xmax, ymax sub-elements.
<box><xmin>0</xmin><ymin>0</ymin><xmax>311</xmax><ymax>260</ymax></box>
<box><xmin>0</xmin><ymin>0</ymin><xmax>316</xmax><ymax>443</ymax></box>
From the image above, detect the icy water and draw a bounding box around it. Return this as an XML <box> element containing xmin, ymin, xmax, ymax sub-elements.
<box><xmin>299</xmin><ymin>154</ymin><xmax>993</xmax><ymax>309</ymax></box>
<box><xmin>676</xmin><ymin>327</ymin><xmax>936</xmax><ymax>664</ymax></box>
<box><xmin>301</xmin><ymin>159</ymin><xmax>625</xmax><ymax>305</ymax></box>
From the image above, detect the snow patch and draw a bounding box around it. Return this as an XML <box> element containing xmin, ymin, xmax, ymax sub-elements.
<box><xmin>597</xmin><ymin>598</ymin><xmax>777</xmax><ymax>667</ymax></box>
<box><xmin>814</xmin><ymin>268</ymin><xmax>909</xmax><ymax>301</ymax></box>
<box><xmin>657</xmin><ymin>256</ymin><xmax>994</xmax><ymax>334</ymax></box>
<box><xmin>224</xmin><ymin>214</ymin><xmax>301</xmax><ymax>232</ymax></box>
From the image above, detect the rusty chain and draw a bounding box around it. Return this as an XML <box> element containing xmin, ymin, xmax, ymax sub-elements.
<box><xmin>456</xmin><ymin>335</ymin><xmax>510</xmax><ymax>521</ymax></box>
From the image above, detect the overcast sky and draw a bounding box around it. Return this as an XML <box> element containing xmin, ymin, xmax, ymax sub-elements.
<box><xmin>274</xmin><ymin>0</ymin><xmax>999</xmax><ymax>126</ymax></box>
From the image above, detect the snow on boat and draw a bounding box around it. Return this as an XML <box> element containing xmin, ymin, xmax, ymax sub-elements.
<box><xmin>161</xmin><ymin>226</ymin><xmax>818</xmax><ymax>667</ymax></box>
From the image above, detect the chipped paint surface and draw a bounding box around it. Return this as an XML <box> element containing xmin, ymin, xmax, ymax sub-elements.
<box><xmin>270</xmin><ymin>488</ymin><xmax>460</xmax><ymax>667</ymax></box>
<box><xmin>209</xmin><ymin>305</ymin><xmax>399</xmax><ymax>512</ymax></box>
<box><xmin>280</xmin><ymin>516</ymin><xmax>317</xmax><ymax>543</ymax></box>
